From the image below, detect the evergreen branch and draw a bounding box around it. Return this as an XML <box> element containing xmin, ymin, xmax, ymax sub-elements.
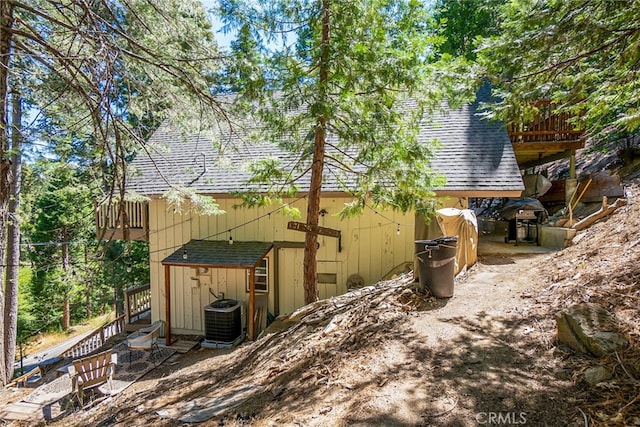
<box><xmin>9</xmin><ymin>0</ymin><xmax>78</xmax><ymax>31</ymax></box>
<box><xmin>323</xmin><ymin>153</ymin><xmax>360</xmax><ymax>174</ymax></box>
<box><xmin>515</xmin><ymin>29</ymin><xmax>638</xmax><ymax>81</ymax></box>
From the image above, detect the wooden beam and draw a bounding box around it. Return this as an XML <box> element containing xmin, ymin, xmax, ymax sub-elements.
<box><xmin>162</xmin><ymin>262</ymin><xmax>255</xmax><ymax>270</ymax></box>
<box><xmin>509</xmin><ymin>130</ymin><xmax>584</xmax><ymax>137</ymax></box>
<box><xmin>273</xmin><ymin>248</ymin><xmax>280</xmax><ymax>316</ymax></box>
<box><xmin>511</xmin><ymin>140</ymin><xmax>585</xmax><ymax>153</ymax></box>
<box><xmin>248</xmin><ymin>267</ymin><xmax>255</xmax><ymax>341</ymax></box>
<box><xmin>432</xmin><ymin>190</ymin><xmax>523</xmax><ymax>198</ymax></box>
<box><xmin>164</xmin><ymin>264</ymin><xmax>172</xmax><ymax>346</ymax></box>
<box><xmin>518</xmin><ymin>150</ymin><xmax>574</xmax><ymax>170</ymax></box>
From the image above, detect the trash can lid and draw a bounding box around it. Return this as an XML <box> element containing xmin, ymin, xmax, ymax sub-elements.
<box><xmin>436</xmin><ymin>236</ymin><xmax>458</xmax><ymax>244</ymax></box>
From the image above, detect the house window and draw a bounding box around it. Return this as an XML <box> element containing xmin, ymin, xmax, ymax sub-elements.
<box><xmin>317</xmin><ymin>273</ymin><xmax>337</xmax><ymax>284</ymax></box>
<box><xmin>247</xmin><ymin>258</ymin><xmax>269</xmax><ymax>293</ymax></box>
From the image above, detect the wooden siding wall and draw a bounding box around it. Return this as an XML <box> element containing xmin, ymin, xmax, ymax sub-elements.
<box><xmin>148</xmin><ymin>196</ymin><xmax>464</xmax><ymax>335</ymax></box>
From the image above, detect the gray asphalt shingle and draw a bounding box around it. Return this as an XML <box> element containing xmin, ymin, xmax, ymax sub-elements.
<box><xmin>128</xmin><ymin>85</ymin><xmax>523</xmax><ymax>197</ymax></box>
<box><xmin>162</xmin><ymin>240</ymin><xmax>273</xmax><ymax>268</ymax></box>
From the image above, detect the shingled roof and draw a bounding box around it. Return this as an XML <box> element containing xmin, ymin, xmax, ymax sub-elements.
<box><xmin>127</xmin><ymin>85</ymin><xmax>523</xmax><ymax>198</ymax></box>
<box><xmin>162</xmin><ymin>240</ymin><xmax>273</xmax><ymax>268</ymax></box>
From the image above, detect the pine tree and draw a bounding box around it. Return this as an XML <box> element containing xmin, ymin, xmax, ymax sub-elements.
<box><xmin>219</xmin><ymin>0</ymin><xmax>456</xmax><ymax>304</ymax></box>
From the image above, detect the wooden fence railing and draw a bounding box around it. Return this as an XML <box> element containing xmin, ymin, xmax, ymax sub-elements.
<box><xmin>60</xmin><ymin>315</ymin><xmax>125</xmax><ymax>359</ymax></box>
<box><xmin>124</xmin><ymin>284</ymin><xmax>151</xmax><ymax>324</ymax></box>
<box><xmin>8</xmin><ymin>367</ymin><xmax>42</xmax><ymax>388</ymax></box>
<box><xmin>508</xmin><ymin>101</ymin><xmax>585</xmax><ymax>144</ymax></box>
<box><xmin>96</xmin><ymin>200</ymin><xmax>148</xmax><ymax>230</ymax></box>
<box><xmin>95</xmin><ymin>199</ymin><xmax>149</xmax><ymax>241</ymax></box>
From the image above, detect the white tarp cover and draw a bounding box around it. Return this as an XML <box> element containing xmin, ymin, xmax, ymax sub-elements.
<box><xmin>436</xmin><ymin>208</ymin><xmax>478</xmax><ymax>275</ymax></box>
<box><xmin>522</xmin><ymin>174</ymin><xmax>552</xmax><ymax>198</ymax></box>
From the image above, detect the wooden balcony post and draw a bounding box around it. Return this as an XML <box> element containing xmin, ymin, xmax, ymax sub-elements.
<box><xmin>124</xmin><ymin>290</ymin><xmax>131</xmax><ymax>324</ymax></box>
<box><xmin>248</xmin><ymin>267</ymin><xmax>255</xmax><ymax>341</ymax></box>
<box><xmin>164</xmin><ymin>264</ymin><xmax>172</xmax><ymax>346</ymax></box>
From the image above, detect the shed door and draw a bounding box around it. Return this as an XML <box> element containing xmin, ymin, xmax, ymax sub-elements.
<box><xmin>278</xmin><ymin>248</ymin><xmax>305</xmax><ymax>315</ymax></box>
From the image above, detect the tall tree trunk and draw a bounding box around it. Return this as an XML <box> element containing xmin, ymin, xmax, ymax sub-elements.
<box><xmin>0</xmin><ymin>0</ymin><xmax>14</xmax><ymax>386</ymax></box>
<box><xmin>62</xmin><ymin>226</ymin><xmax>70</xmax><ymax>330</ymax></box>
<box><xmin>115</xmin><ymin>127</ymin><xmax>127</xmax><ymax>316</ymax></box>
<box><xmin>63</xmin><ymin>295</ymin><xmax>70</xmax><ymax>330</ymax></box>
<box><xmin>302</xmin><ymin>0</ymin><xmax>331</xmax><ymax>304</ymax></box>
<box><xmin>4</xmin><ymin>91</ymin><xmax>22</xmax><ymax>380</ymax></box>
<box><xmin>85</xmin><ymin>245</ymin><xmax>91</xmax><ymax>318</ymax></box>
<box><xmin>85</xmin><ymin>286</ymin><xmax>91</xmax><ymax>318</ymax></box>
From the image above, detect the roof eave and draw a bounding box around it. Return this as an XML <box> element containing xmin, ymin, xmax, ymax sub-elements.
<box><xmin>434</xmin><ymin>189</ymin><xmax>524</xmax><ymax>198</ymax></box>
<box><xmin>138</xmin><ymin>189</ymin><xmax>524</xmax><ymax>200</ymax></box>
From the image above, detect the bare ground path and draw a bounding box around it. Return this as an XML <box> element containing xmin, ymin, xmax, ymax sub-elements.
<box><xmin>308</xmin><ymin>254</ymin><xmax>578</xmax><ymax>426</ymax></box>
<box><xmin>398</xmin><ymin>254</ymin><xmax>577</xmax><ymax>426</ymax></box>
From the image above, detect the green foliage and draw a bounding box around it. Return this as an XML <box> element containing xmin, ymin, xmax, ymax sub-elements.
<box><xmin>21</xmin><ymin>162</ymin><xmax>150</xmax><ymax>334</ymax></box>
<box><xmin>219</xmin><ymin>0</ymin><xmax>465</xmax><ymax>217</ymax></box>
<box><xmin>164</xmin><ymin>187</ymin><xmax>226</xmax><ymax>216</ymax></box>
<box><xmin>479</xmin><ymin>0</ymin><xmax>640</xmax><ymax>135</ymax></box>
<box><xmin>12</xmin><ymin>0</ymin><xmax>224</xmax><ymax>212</ymax></box>
<box><xmin>432</xmin><ymin>0</ymin><xmax>506</xmax><ymax>60</ymax></box>
<box><xmin>25</xmin><ymin>163</ymin><xmax>92</xmax><ymax>328</ymax></box>
<box><xmin>97</xmin><ymin>240</ymin><xmax>150</xmax><ymax>313</ymax></box>
<box><xmin>1</xmin><ymin>0</ymin><xmax>224</xmax><ymax>377</ymax></box>
<box><xmin>17</xmin><ymin>267</ymin><xmax>36</xmax><ymax>340</ymax></box>
<box><xmin>19</xmin><ymin>161</ymin><xmax>149</xmax><ymax>337</ymax></box>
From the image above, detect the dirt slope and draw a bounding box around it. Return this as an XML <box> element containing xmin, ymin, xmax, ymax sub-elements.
<box><xmin>44</xmin><ymin>175</ymin><xmax>640</xmax><ymax>427</ymax></box>
<box><xmin>53</xmin><ymin>257</ymin><xmax>579</xmax><ymax>426</ymax></box>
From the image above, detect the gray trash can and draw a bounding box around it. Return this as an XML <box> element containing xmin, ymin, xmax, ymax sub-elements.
<box><xmin>415</xmin><ymin>236</ymin><xmax>458</xmax><ymax>298</ymax></box>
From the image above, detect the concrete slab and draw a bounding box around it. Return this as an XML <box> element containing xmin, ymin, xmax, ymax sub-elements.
<box><xmin>478</xmin><ymin>234</ymin><xmax>557</xmax><ymax>256</ymax></box>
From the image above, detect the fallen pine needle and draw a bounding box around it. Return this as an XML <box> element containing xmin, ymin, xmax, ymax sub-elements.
<box><xmin>429</xmin><ymin>397</ymin><xmax>459</xmax><ymax>418</ymax></box>
<box><xmin>578</xmin><ymin>407</ymin><xmax>588</xmax><ymax>427</ymax></box>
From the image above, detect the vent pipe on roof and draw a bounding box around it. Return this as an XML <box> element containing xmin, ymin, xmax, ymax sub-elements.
<box><xmin>188</xmin><ymin>153</ymin><xmax>207</xmax><ymax>186</ymax></box>
<box><xmin>194</xmin><ymin>153</ymin><xmax>206</xmax><ymax>173</ymax></box>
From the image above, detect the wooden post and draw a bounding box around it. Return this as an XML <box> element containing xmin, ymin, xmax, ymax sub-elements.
<box><xmin>164</xmin><ymin>264</ymin><xmax>172</xmax><ymax>346</ymax></box>
<box><xmin>572</xmin><ymin>178</ymin><xmax>593</xmax><ymax>211</ymax></box>
<box><xmin>124</xmin><ymin>289</ymin><xmax>131</xmax><ymax>325</ymax></box>
<box><xmin>569</xmin><ymin>150</ymin><xmax>576</xmax><ymax>179</ymax></box>
<box><xmin>248</xmin><ymin>267</ymin><xmax>255</xmax><ymax>341</ymax></box>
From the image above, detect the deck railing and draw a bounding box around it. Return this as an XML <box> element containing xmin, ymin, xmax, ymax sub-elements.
<box><xmin>124</xmin><ymin>284</ymin><xmax>151</xmax><ymax>324</ymax></box>
<box><xmin>8</xmin><ymin>367</ymin><xmax>42</xmax><ymax>388</ymax></box>
<box><xmin>60</xmin><ymin>315</ymin><xmax>125</xmax><ymax>359</ymax></box>
<box><xmin>508</xmin><ymin>101</ymin><xmax>585</xmax><ymax>144</ymax></box>
<box><xmin>95</xmin><ymin>199</ymin><xmax>149</xmax><ymax>241</ymax></box>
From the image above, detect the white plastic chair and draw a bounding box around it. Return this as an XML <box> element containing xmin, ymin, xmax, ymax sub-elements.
<box><xmin>126</xmin><ymin>321</ymin><xmax>162</xmax><ymax>367</ymax></box>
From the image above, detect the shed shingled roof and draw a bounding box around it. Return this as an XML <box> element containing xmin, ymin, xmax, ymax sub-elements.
<box><xmin>162</xmin><ymin>240</ymin><xmax>273</xmax><ymax>268</ymax></box>
<box><xmin>128</xmin><ymin>85</ymin><xmax>524</xmax><ymax>197</ymax></box>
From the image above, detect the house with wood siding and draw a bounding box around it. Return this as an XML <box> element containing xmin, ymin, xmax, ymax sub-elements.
<box><xmin>101</xmin><ymin>85</ymin><xmax>525</xmax><ymax>343</ymax></box>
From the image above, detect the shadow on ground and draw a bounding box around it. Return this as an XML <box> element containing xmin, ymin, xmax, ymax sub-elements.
<box><xmin>66</xmin><ymin>305</ymin><xmax>582</xmax><ymax>427</ymax></box>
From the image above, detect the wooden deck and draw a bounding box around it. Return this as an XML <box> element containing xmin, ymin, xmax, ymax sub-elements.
<box><xmin>508</xmin><ymin>101</ymin><xmax>586</xmax><ymax>168</ymax></box>
<box><xmin>159</xmin><ymin>338</ymin><xmax>202</xmax><ymax>354</ymax></box>
<box><xmin>124</xmin><ymin>317</ymin><xmax>151</xmax><ymax>332</ymax></box>
<box><xmin>0</xmin><ymin>400</ymin><xmax>64</xmax><ymax>422</ymax></box>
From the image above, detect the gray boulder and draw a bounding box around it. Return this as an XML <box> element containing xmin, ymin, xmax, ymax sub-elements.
<box><xmin>584</xmin><ymin>366</ymin><xmax>613</xmax><ymax>386</ymax></box>
<box><xmin>556</xmin><ymin>303</ymin><xmax>628</xmax><ymax>357</ymax></box>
